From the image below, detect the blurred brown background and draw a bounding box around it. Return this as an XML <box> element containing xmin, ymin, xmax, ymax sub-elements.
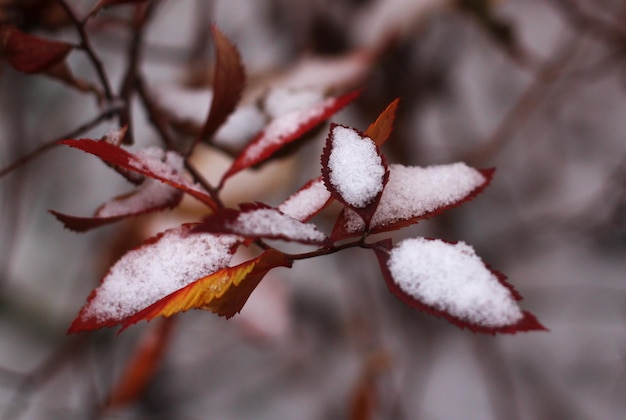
<box><xmin>1</xmin><ymin>0</ymin><xmax>625</xmax><ymax>419</ymax></box>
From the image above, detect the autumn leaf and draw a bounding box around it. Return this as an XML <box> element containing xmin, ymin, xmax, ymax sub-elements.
<box><xmin>374</xmin><ymin>238</ymin><xmax>546</xmax><ymax>334</ymax></box>
<box><xmin>219</xmin><ymin>90</ymin><xmax>361</xmax><ymax>187</ymax></box>
<box><xmin>321</xmin><ymin>124</ymin><xmax>389</xmax><ymax>228</ymax></box>
<box><xmin>50</xmin><ymin>177</ymin><xmax>184</xmax><ymax>232</ymax></box>
<box><xmin>68</xmin><ymin>224</ymin><xmax>241</xmax><ymax>333</ymax></box>
<box><xmin>198</xmin><ymin>25</ymin><xmax>246</xmax><ymax>147</ymax></box>
<box><xmin>196</xmin><ymin>203</ymin><xmax>330</xmax><ymax>245</ymax></box>
<box><xmin>107</xmin><ymin>318</ymin><xmax>175</xmax><ymax>408</ymax></box>
<box><xmin>278</xmin><ymin>177</ymin><xmax>332</xmax><ymax>222</ymax></box>
<box><xmin>332</xmin><ymin>165</ymin><xmax>493</xmax><ymax>239</ymax></box>
<box><xmin>117</xmin><ymin>249</ymin><xmax>292</xmax><ymax>331</ymax></box>
<box><xmin>364</xmin><ymin>98</ymin><xmax>400</xmax><ymax>147</ymax></box>
<box><xmin>3</xmin><ymin>26</ymin><xmax>73</xmax><ymax>74</ymax></box>
<box><xmin>59</xmin><ymin>139</ymin><xmax>217</xmax><ymax>210</ymax></box>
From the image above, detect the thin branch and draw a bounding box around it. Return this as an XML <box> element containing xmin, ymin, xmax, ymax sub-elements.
<box><xmin>0</xmin><ymin>105</ymin><xmax>121</xmax><ymax>179</ymax></box>
<box><xmin>118</xmin><ymin>2</ymin><xmax>160</xmax><ymax>144</ymax></box>
<box><xmin>56</xmin><ymin>0</ymin><xmax>114</xmax><ymax>101</ymax></box>
<box><xmin>135</xmin><ymin>75</ymin><xmax>224</xmax><ymax>207</ymax></box>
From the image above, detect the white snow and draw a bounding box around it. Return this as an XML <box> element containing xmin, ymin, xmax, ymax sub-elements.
<box><xmin>241</xmin><ymin>95</ymin><xmax>339</xmax><ymax>165</ymax></box>
<box><xmin>96</xmin><ymin>179</ymin><xmax>181</xmax><ymax>218</ymax></box>
<box><xmin>278</xmin><ymin>178</ymin><xmax>331</xmax><ymax>222</ymax></box>
<box><xmin>387</xmin><ymin>238</ymin><xmax>524</xmax><ymax>327</ymax></box>
<box><xmin>264</xmin><ymin>88</ymin><xmax>324</xmax><ymax>118</ymax></box>
<box><xmin>97</xmin><ymin>148</ymin><xmax>184</xmax><ymax>217</ymax></box>
<box><xmin>345</xmin><ymin>163</ymin><xmax>486</xmax><ymax>232</ymax></box>
<box><xmin>84</xmin><ymin>225</ymin><xmax>240</xmax><ymax>322</ymax></box>
<box><xmin>327</xmin><ymin>125</ymin><xmax>385</xmax><ymax>208</ymax></box>
<box><xmin>227</xmin><ymin>208</ymin><xmax>327</xmax><ymax>243</ymax></box>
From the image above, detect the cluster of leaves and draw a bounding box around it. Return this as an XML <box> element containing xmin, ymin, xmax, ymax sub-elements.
<box><xmin>1</xmin><ymin>2</ymin><xmax>544</xmax><ymax>336</ymax></box>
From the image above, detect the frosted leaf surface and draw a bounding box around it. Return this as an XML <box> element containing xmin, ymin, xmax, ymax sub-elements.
<box><xmin>228</xmin><ymin>208</ymin><xmax>327</xmax><ymax>243</ymax></box>
<box><xmin>387</xmin><ymin>238</ymin><xmax>523</xmax><ymax>327</ymax></box>
<box><xmin>278</xmin><ymin>178</ymin><xmax>331</xmax><ymax>222</ymax></box>
<box><xmin>83</xmin><ymin>225</ymin><xmax>239</xmax><ymax>322</ymax></box>
<box><xmin>345</xmin><ymin>163</ymin><xmax>486</xmax><ymax>232</ymax></box>
<box><xmin>327</xmin><ymin>126</ymin><xmax>385</xmax><ymax>208</ymax></box>
<box><xmin>242</xmin><ymin>95</ymin><xmax>340</xmax><ymax>165</ymax></box>
<box><xmin>96</xmin><ymin>148</ymin><xmax>184</xmax><ymax>217</ymax></box>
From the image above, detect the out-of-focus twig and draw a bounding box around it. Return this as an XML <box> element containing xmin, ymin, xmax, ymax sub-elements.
<box><xmin>55</xmin><ymin>0</ymin><xmax>114</xmax><ymax>101</ymax></box>
<box><xmin>0</xmin><ymin>104</ymin><xmax>122</xmax><ymax>179</ymax></box>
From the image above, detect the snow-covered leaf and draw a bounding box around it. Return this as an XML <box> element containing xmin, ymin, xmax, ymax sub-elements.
<box><xmin>335</xmin><ymin>163</ymin><xmax>493</xmax><ymax>237</ymax></box>
<box><xmin>114</xmin><ymin>249</ymin><xmax>292</xmax><ymax>331</ymax></box>
<box><xmin>69</xmin><ymin>224</ymin><xmax>240</xmax><ymax>333</ymax></box>
<box><xmin>59</xmin><ymin>139</ymin><xmax>217</xmax><ymax>210</ymax></box>
<box><xmin>278</xmin><ymin>177</ymin><xmax>331</xmax><ymax>222</ymax></box>
<box><xmin>375</xmin><ymin>238</ymin><xmax>545</xmax><ymax>334</ymax></box>
<box><xmin>219</xmin><ymin>90</ymin><xmax>360</xmax><ymax>187</ymax></box>
<box><xmin>322</xmin><ymin>124</ymin><xmax>388</xmax><ymax>227</ymax></box>
<box><xmin>199</xmin><ymin>25</ymin><xmax>246</xmax><ymax>146</ymax></box>
<box><xmin>51</xmin><ymin>148</ymin><xmax>185</xmax><ymax>232</ymax></box>
<box><xmin>365</xmin><ymin>98</ymin><xmax>400</xmax><ymax>146</ymax></box>
<box><xmin>3</xmin><ymin>26</ymin><xmax>73</xmax><ymax>74</ymax></box>
<box><xmin>196</xmin><ymin>203</ymin><xmax>329</xmax><ymax>245</ymax></box>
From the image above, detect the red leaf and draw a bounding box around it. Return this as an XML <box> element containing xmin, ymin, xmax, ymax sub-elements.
<box><xmin>107</xmin><ymin>318</ymin><xmax>174</xmax><ymax>408</ymax></box>
<box><xmin>50</xmin><ymin>178</ymin><xmax>184</xmax><ymax>232</ymax></box>
<box><xmin>199</xmin><ymin>25</ymin><xmax>246</xmax><ymax>146</ymax></box>
<box><xmin>219</xmin><ymin>90</ymin><xmax>361</xmax><ymax>187</ymax></box>
<box><xmin>364</xmin><ymin>98</ymin><xmax>400</xmax><ymax>147</ymax></box>
<box><xmin>374</xmin><ymin>238</ymin><xmax>546</xmax><ymax>334</ymax></box>
<box><xmin>114</xmin><ymin>249</ymin><xmax>292</xmax><ymax>331</ymax></box>
<box><xmin>278</xmin><ymin>177</ymin><xmax>332</xmax><ymax>222</ymax></box>
<box><xmin>69</xmin><ymin>224</ymin><xmax>241</xmax><ymax>333</ymax></box>
<box><xmin>4</xmin><ymin>27</ymin><xmax>73</xmax><ymax>74</ymax></box>
<box><xmin>59</xmin><ymin>139</ymin><xmax>217</xmax><ymax>210</ymax></box>
<box><xmin>332</xmin><ymin>165</ymin><xmax>494</xmax><ymax>240</ymax></box>
<box><xmin>196</xmin><ymin>203</ymin><xmax>329</xmax><ymax>245</ymax></box>
<box><xmin>321</xmin><ymin>124</ymin><xmax>388</xmax><ymax>228</ymax></box>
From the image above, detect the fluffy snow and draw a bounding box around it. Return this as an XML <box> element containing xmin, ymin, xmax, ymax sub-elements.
<box><xmin>327</xmin><ymin>126</ymin><xmax>385</xmax><ymax>208</ymax></box>
<box><xmin>264</xmin><ymin>88</ymin><xmax>324</xmax><ymax>118</ymax></box>
<box><xmin>242</xmin><ymin>96</ymin><xmax>338</xmax><ymax>164</ymax></box>
<box><xmin>84</xmin><ymin>225</ymin><xmax>239</xmax><ymax>321</ymax></box>
<box><xmin>345</xmin><ymin>163</ymin><xmax>485</xmax><ymax>232</ymax></box>
<box><xmin>278</xmin><ymin>179</ymin><xmax>331</xmax><ymax>221</ymax></box>
<box><xmin>96</xmin><ymin>179</ymin><xmax>181</xmax><ymax>218</ymax></box>
<box><xmin>227</xmin><ymin>208</ymin><xmax>327</xmax><ymax>243</ymax></box>
<box><xmin>97</xmin><ymin>148</ymin><xmax>184</xmax><ymax>217</ymax></box>
<box><xmin>387</xmin><ymin>238</ymin><xmax>523</xmax><ymax>327</ymax></box>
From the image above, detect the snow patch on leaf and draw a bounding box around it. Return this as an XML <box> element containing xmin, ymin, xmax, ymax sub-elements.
<box><xmin>326</xmin><ymin>125</ymin><xmax>385</xmax><ymax>208</ymax></box>
<box><xmin>345</xmin><ymin>163</ymin><xmax>487</xmax><ymax>232</ymax></box>
<box><xmin>387</xmin><ymin>238</ymin><xmax>523</xmax><ymax>328</ymax></box>
<box><xmin>72</xmin><ymin>225</ymin><xmax>239</xmax><ymax>328</ymax></box>
<box><xmin>221</xmin><ymin>90</ymin><xmax>360</xmax><ymax>185</ymax></box>
<box><xmin>278</xmin><ymin>178</ymin><xmax>331</xmax><ymax>222</ymax></box>
<box><xmin>229</xmin><ymin>208</ymin><xmax>327</xmax><ymax>243</ymax></box>
<box><xmin>96</xmin><ymin>148</ymin><xmax>184</xmax><ymax>218</ymax></box>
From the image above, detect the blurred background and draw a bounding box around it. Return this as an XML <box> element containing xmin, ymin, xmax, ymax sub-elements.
<box><xmin>1</xmin><ymin>0</ymin><xmax>625</xmax><ymax>418</ymax></box>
